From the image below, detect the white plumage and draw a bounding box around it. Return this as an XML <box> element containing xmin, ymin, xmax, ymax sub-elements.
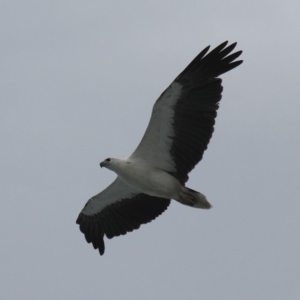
<box><xmin>76</xmin><ymin>41</ymin><xmax>243</xmax><ymax>255</ymax></box>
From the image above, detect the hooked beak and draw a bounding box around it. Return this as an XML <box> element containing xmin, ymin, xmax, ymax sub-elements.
<box><xmin>100</xmin><ymin>161</ymin><xmax>105</xmax><ymax>168</ymax></box>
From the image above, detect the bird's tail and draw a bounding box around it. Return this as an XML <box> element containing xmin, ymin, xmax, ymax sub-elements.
<box><xmin>178</xmin><ymin>187</ymin><xmax>212</xmax><ymax>209</ymax></box>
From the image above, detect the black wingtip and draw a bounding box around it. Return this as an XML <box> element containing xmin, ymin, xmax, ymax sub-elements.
<box><xmin>99</xmin><ymin>245</ymin><xmax>105</xmax><ymax>256</ymax></box>
<box><xmin>176</xmin><ymin>41</ymin><xmax>243</xmax><ymax>81</ymax></box>
<box><xmin>76</xmin><ymin>215</ymin><xmax>81</xmax><ymax>224</ymax></box>
<box><xmin>213</xmin><ymin>41</ymin><xmax>229</xmax><ymax>53</ymax></box>
<box><xmin>198</xmin><ymin>45</ymin><xmax>210</xmax><ymax>59</ymax></box>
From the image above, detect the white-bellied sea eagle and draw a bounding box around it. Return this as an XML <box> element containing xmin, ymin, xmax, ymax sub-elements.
<box><xmin>76</xmin><ymin>41</ymin><xmax>243</xmax><ymax>255</ymax></box>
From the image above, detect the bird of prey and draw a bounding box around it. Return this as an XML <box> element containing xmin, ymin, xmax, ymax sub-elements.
<box><xmin>76</xmin><ymin>41</ymin><xmax>243</xmax><ymax>255</ymax></box>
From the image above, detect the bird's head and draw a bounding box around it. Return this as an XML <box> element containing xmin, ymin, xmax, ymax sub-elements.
<box><xmin>100</xmin><ymin>157</ymin><xmax>128</xmax><ymax>174</ymax></box>
<box><xmin>99</xmin><ymin>157</ymin><xmax>114</xmax><ymax>169</ymax></box>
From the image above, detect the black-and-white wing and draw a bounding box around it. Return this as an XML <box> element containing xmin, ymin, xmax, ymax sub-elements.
<box><xmin>76</xmin><ymin>177</ymin><xmax>170</xmax><ymax>255</ymax></box>
<box><xmin>130</xmin><ymin>41</ymin><xmax>242</xmax><ymax>183</ymax></box>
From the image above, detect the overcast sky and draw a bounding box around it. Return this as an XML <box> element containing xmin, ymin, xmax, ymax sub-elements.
<box><xmin>1</xmin><ymin>1</ymin><xmax>300</xmax><ymax>299</ymax></box>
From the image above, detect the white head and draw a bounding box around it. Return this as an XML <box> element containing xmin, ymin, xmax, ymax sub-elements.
<box><xmin>100</xmin><ymin>157</ymin><xmax>129</xmax><ymax>174</ymax></box>
<box><xmin>99</xmin><ymin>157</ymin><xmax>115</xmax><ymax>171</ymax></box>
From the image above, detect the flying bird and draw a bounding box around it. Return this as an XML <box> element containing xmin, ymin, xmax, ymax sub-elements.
<box><xmin>76</xmin><ymin>41</ymin><xmax>243</xmax><ymax>255</ymax></box>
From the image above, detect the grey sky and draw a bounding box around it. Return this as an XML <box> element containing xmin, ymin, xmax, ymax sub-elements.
<box><xmin>1</xmin><ymin>1</ymin><xmax>300</xmax><ymax>299</ymax></box>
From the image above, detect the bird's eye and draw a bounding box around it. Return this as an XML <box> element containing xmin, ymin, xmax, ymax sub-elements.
<box><xmin>105</xmin><ymin>158</ymin><xmax>111</xmax><ymax>162</ymax></box>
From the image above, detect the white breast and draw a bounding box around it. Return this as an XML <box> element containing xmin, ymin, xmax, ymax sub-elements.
<box><xmin>116</xmin><ymin>160</ymin><xmax>182</xmax><ymax>199</ymax></box>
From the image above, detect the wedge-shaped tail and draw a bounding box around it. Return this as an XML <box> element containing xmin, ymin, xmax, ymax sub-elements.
<box><xmin>178</xmin><ymin>187</ymin><xmax>212</xmax><ymax>209</ymax></box>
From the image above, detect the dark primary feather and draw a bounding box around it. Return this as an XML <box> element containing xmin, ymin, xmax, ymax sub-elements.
<box><xmin>76</xmin><ymin>194</ymin><xmax>170</xmax><ymax>255</ymax></box>
<box><xmin>169</xmin><ymin>41</ymin><xmax>242</xmax><ymax>183</ymax></box>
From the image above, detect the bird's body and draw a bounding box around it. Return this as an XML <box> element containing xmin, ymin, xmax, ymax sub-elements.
<box><xmin>100</xmin><ymin>157</ymin><xmax>208</xmax><ymax>207</ymax></box>
<box><xmin>111</xmin><ymin>158</ymin><xmax>182</xmax><ymax>200</ymax></box>
<box><xmin>76</xmin><ymin>41</ymin><xmax>243</xmax><ymax>255</ymax></box>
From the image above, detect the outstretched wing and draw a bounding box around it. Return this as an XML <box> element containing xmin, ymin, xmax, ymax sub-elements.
<box><xmin>76</xmin><ymin>177</ymin><xmax>170</xmax><ymax>255</ymax></box>
<box><xmin>130</xmin><ymin>41</ymin><xmax>243</xmax><ymax>184</ymax></box>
